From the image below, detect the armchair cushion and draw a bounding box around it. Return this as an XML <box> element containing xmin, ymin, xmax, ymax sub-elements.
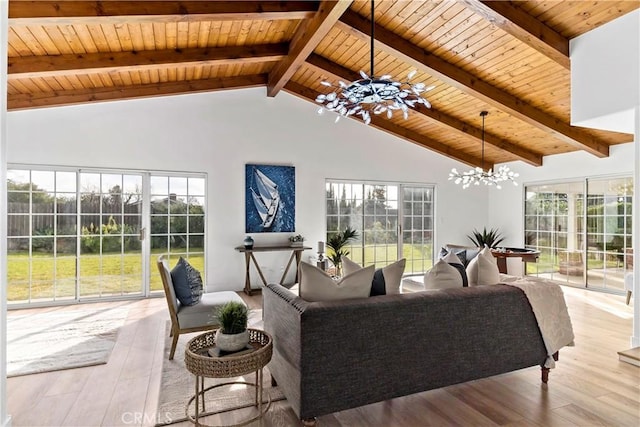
<box><xmin>177</xmin><ymin>291</ymin><xmax>245</xmax><ymax>330</ymax></box>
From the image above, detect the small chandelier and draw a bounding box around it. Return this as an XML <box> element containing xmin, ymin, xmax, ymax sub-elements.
<box><xmin>449</xmin><ymin>111</ymin><xmax>519</xmax><ymax>189</ymax></box>
<box><xmin>315</xmin><ymin>0</ymin><xmax>434</xmax><ymax>125</ymax></box>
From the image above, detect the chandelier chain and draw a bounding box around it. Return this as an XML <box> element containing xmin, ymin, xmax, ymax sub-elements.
<box><xmin>448</xmin><ymin>111</ymin><xmax>519</xmax><ymax>190</ymax></box>
<box><xmin>314</xmin><ymin>0</ymin><xmax>434</xmax><ymax>125</ymax></box>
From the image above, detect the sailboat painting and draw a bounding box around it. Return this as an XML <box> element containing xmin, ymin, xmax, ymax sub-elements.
<box><xmin>245</xmin><ymin>164</ymin><xmax>295</xmax><ymax>233</ymax></box>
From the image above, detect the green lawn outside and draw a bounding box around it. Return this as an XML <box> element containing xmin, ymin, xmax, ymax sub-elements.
<box><xmin>7</xmin><ymin>243</ymin><xmax>431</xmax><ymax>302</ymax></box>
<box><xmin>526</xmin><ymin>250</ymin><xmax>622</xmax><ymax>275</ymax></box>
<box><xmin>7</xmin><ymin>249</ymin><xmax>204</xmax><ymax>302</ymax></box>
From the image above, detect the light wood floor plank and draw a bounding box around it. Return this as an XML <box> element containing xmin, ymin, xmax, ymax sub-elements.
<box><xmin>6</xmin><ymin>287</ymin><xmax>640</xmax><ymax>426</ymax></box>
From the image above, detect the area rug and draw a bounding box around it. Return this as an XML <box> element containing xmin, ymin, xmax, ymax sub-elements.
<box><xmin>7</xmin><ymin>305</ymin><xmax>129</xmax><ymax>377</ymax></box>
<box><xmin>155</xmin><ymin>310</ymin><xmax>286</xmax><ymax>426</ymax></box>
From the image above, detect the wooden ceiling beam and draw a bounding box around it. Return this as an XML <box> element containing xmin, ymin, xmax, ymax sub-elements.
<box><xmin>8</xmin><ymin>1</ymin><xmax>319</xmax><ymax>24</ymax></box>
<box><xmin>7</xmin><ymin>74</ymin><xmax>267</xmax><ymax>110</ymax></box>
<box><xmin>460</xmin><ymin>0</ymin><xmax>570</xmax><ymax>69</ymax></box>
<box><xmin>8</xmin><ymin>44</ymin><xmax>288</xmax><ymax>79</ymax></box>
<box><xmin>306</xmin><ymin>54</ymin><xmax>542</xmax><ymax>167</ymax></box>
<box><xmin>267</xmin><ymin>0</ymin><xmax>352</xmax><ymax>97</ymax></box>
<box><xmin>285</xmin><ymin>81</ymin><xmax>487</xmax><ymax>169</ymax></box>
<box><xmin>337</xmin><ymin>11</ymin><xmax>611</xmax><ymax>158</ymax></box>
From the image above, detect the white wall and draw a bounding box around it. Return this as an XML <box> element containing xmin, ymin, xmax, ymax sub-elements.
<box><xmin>7</xmin><ymin>87</ymin><xmax>490</xmax><ymax>290</ymax></box>
<box><xmin>489</xmin><ymin>143</ymin><xmax>635</xmax><ymax>276</ymax></box>
<box><xmin>570</xmin><ymin>9</ymin><xmax>639</xmax><ymax>133</ymax></box>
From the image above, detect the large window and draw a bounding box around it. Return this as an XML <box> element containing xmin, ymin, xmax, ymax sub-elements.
<box><xmin>149</xmin><ymin>175</ymin><xmax>206</xmax><ymax>292</ymax></box>
<box><xmin>7</xmin><ymin>167</ymin><xmax>206</xmax><ymax>306</ymax></box>
<box><xmin>524</xmin><ymin>176</ymin><xmax>632</xmax><ymax>292</ymax></box>
<box><xmin>326</xmin><ymin>181</ymin><xmax>434</xmax><ymax>275</ymax></box>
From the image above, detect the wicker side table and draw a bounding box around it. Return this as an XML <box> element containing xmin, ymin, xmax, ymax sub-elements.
<box><xmin>184</xmin><ymin>328</ymin><xmax>273</xmax><ymax>427</ymax></box>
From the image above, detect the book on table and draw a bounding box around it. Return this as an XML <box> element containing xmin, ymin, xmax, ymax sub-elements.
<box><xmin>208</xmin><ymin>343</ymin><xmax>255</xmax><ymax>358</ymax></box>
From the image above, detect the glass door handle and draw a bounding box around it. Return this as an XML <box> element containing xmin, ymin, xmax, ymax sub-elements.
<box><xmin>139</xmin><ymin>227</ymin><xmax>146</xmax><ymax>241</ymax></box>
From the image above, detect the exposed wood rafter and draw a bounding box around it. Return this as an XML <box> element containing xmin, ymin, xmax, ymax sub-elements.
<box><xmin>460</xmin><ymin>0</ymin><xmax>570</xmax><ymax>69</ymax></box>
<box><xmin>8</xmin><ymin>0</ymin><xmax>319</xmax><ymax>24</ymax></box>
<box><xmin>285</xmin><ymin>81</ymin><xmax>488</xmax><ymax>169</ymax></box>
<box><xmin>8</xmin><ymin>44</ymin><xmax>288</xmax><ymax>79</ymax></box>
<box><xmin>8</xmin><ymin>74</ymin><xmax>267</xmax><ymax>110</ymax></box>
<box><xmin>267</xmin><ymin>0</ymin><xmax>352</xmax><ymax>97</ymax></box>
<box><xmin>338</xmin><ymin>10</ymin><xmax>611</xmax><ymax>158</ymax></box>
<box><xmin>306</xmin><ymin>54</ymin><xmax>543</xmax><ymax>167</ymax></box>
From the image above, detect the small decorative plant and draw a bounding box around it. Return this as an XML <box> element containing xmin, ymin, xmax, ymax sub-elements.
<box><xmin>289</xmin><ymin>234</ymin><xmax>305</xmax><ymax>243</ymax></box>
<box><xmin>216</xmin><ymin>301</ymin><xmax>248</xmax><ymax>335</ymax></box>
<box><xmin>326</xmin><ymin>226</ymin><xmax>359</xmax><ymax>274</ymax></box>
<box><xmin>467</xmin><ymin>227</ymin><xmax>505</xmax><ymax>248</ymax></box>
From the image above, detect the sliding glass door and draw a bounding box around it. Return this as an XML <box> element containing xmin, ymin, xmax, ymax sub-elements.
<box><xmin>78</xmin><ymin>172</ymin><xmax>144</xmax><ymax>298</ymax></box>
<box><xmin>326</xmin><ymin>181</ymin><xmax>434</xmax><ymax>275</ymax></box>
<box><xmin>7</xmin><ymin>167</ymin><xmax>206</xmax><ymax>306</ymax></box>
<box><xmin>524</xmin><ymin>176</ymin><xmax>632</xmax><ymax>292</ymax></box>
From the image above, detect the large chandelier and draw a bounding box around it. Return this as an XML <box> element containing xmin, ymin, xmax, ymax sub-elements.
<box><xmin>449</xmin><ymin>111</ymin><xmax>519</xmax><ymax>189</ymax></box>
<box><xmin>315</xmin><ymin>0</ymin><xmax>434</xmax><ymax>125</ymax></box>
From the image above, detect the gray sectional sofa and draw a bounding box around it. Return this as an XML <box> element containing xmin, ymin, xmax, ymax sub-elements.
<box><xmin>263</xmin><ymin>282</ymin><xmax>552</xmax><ymax>423</ymax></box>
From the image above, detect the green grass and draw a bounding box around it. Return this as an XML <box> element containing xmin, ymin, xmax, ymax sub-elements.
<box><xmin>7</xmin><ymin>249</ymin><xmax>204</xmax><ymax>302</ymax></box>
<box><xmin>7</xmin><ymin>243</ymin><xmax>431</xmax><ymax>302</ymax></box>
<box><xmin>526</xmin><ymin>251</ymin><xmax>622</xmax><ymax>275</ymax></box>
<box><xmin>334</xmin><ymin>243</ymin><xmax>433</xmax><ymax>275</ymax></box>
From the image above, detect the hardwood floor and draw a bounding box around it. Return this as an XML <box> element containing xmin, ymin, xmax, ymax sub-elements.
<box><xmin>6</xmin><ymin>286</ymin><xmax>639</xmax><ymax>426</ymax></box>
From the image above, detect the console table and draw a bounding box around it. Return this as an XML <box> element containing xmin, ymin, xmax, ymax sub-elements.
<box><xmin>235</xmin><ymin>245</ymin><xmax>311</xmax><ymax>295</ymax></box>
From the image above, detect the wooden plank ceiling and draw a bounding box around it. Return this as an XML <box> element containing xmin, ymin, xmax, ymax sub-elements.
<box><xmin>7</xmin><ymin>0</ymin><xmax>639</xmax><ymax>168</ymax></box>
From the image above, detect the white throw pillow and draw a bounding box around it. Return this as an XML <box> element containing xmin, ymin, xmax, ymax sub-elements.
<box><xmin>441</xmin><ymin>250</ymin><xmax>469</xmax><ymax>287</ymax></box>
<box><xmin>299</xmin><ymin>261</ymin><xmax>375</xmax><ymax>302</ymax></box>
<box><xmin>466</xmin><ymin>246</ymin><xmax>501</xmax><ymax>286</ymax></box>
<box><xmin>342</xmin><ymin>256</ymin><xmax>406</xmax><ymax>295</ymax></box>
<box><xmin>423</xmin><ymin>259</ymin><xmax>463</xmax><ymax>289</ymax></box>
<box><xmin>342</xmin><ymin>256</ymin><xmax>362</xmax><ymax>276</ymax></box>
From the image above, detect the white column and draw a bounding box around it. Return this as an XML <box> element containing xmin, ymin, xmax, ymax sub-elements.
<box><xmin>633</xmin><ymin>106</ymin><xmax>640</xmax><ymax>348</ymax></box>
<box><xmin>0</xmin><ymin>0</ymin><xmax>12</xmax><ymax>425</ymax></box>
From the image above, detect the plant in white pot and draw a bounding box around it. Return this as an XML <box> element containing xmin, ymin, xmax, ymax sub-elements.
<box><xmin>215</xmin><ymin>301</ymin><xmax>249</xmax><ymax>352</ymax></box>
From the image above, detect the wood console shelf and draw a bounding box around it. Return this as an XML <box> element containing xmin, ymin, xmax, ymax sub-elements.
<box><xmin>235</xmin><ymin>245</ymin><xmax>311</xmax><ymax>295</ymax></box>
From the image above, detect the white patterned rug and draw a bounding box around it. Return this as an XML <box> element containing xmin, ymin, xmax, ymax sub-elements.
<box><xmin>7</xmin><ymin>305</ymin><xmax>129</xmax><ymax>377</ymax></box>
<box><xmin>155</xmin><ymin>310</ymin><xmax>286</xmax><ymax>426</ymax></box>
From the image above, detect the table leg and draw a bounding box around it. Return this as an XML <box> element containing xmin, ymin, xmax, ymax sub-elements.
<box><xmin>279</xmin><ymin>251</ymin><xmax>296</xmax><ymax>284</ymax></box>
<box><xmin>295</xmin><ymin>250</ymin><xmax>303</xmax><ymax>283</ymax></box>
<box><xmin>258</xmin><ymin>368</ymin><xmax>263</xmax><ymax>417</ymax></box>
<box><xmin>496</xmin><ymin>257</ymin><xmax>508</xmax><ymax>274</ymax></box>
<box><xmin>194</xmin><ymin>375</ymin><xmax>200</xmax><ymax>425</ymax></box>
<box><xmin>250</xmin><ymin>253</ymin><xmax>268</xmax><ymax>286</ymax></box>
<box><xmin>200</xmin><ymin>376</ymin><xmax>205</xmax><ymax>412</ymax></box>
<box><xmin>243</xmin><ymin>252</ymin><xmax>252</xmax><ymax>295</ymax></box>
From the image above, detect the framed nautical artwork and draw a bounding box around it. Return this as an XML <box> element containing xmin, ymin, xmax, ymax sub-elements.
<box><xmin>245</xmin><ymin>164</ymin><xmax>295</xmax><ymax>233</ymax></box>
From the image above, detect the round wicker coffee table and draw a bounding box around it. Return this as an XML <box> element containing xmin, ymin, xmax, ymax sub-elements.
<box><xmin>184</xmin><ymin>328</ymin><xmax>273</xmax><ymax>427</ymax></box>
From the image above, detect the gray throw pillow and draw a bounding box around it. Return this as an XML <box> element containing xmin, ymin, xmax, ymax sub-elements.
<box><xmin>170</xmin><ymin>257</ymin><xmax>203</xmax><ymax>306</ymax></box>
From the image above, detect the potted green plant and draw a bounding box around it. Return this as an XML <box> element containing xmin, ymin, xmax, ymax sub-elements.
<box><xmin>467</xmin><ymin>227</ymin><xmax>505</xmax><ymax>248</ymax></box>
<box><xmin>326</xmin><ymin>226</ymin><xmax>359</xmax><ymax>276</ymax></box>
<box><xmin>214</xmin><ymin>301</ymin><xmax>249</xmax><ymax>352</ymax></box>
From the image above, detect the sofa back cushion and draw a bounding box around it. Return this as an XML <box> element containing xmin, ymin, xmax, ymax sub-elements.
<box><xmin>299</xmin><ymin>261</ymin><xmax>375</xmax><ymax>302</ymax></box>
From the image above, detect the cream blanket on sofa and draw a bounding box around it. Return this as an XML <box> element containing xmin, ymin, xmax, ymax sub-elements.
<box><xmin>503</xmin><ymin>277</ymin><xmax>575</xmax><ymax>368</ymax></box>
